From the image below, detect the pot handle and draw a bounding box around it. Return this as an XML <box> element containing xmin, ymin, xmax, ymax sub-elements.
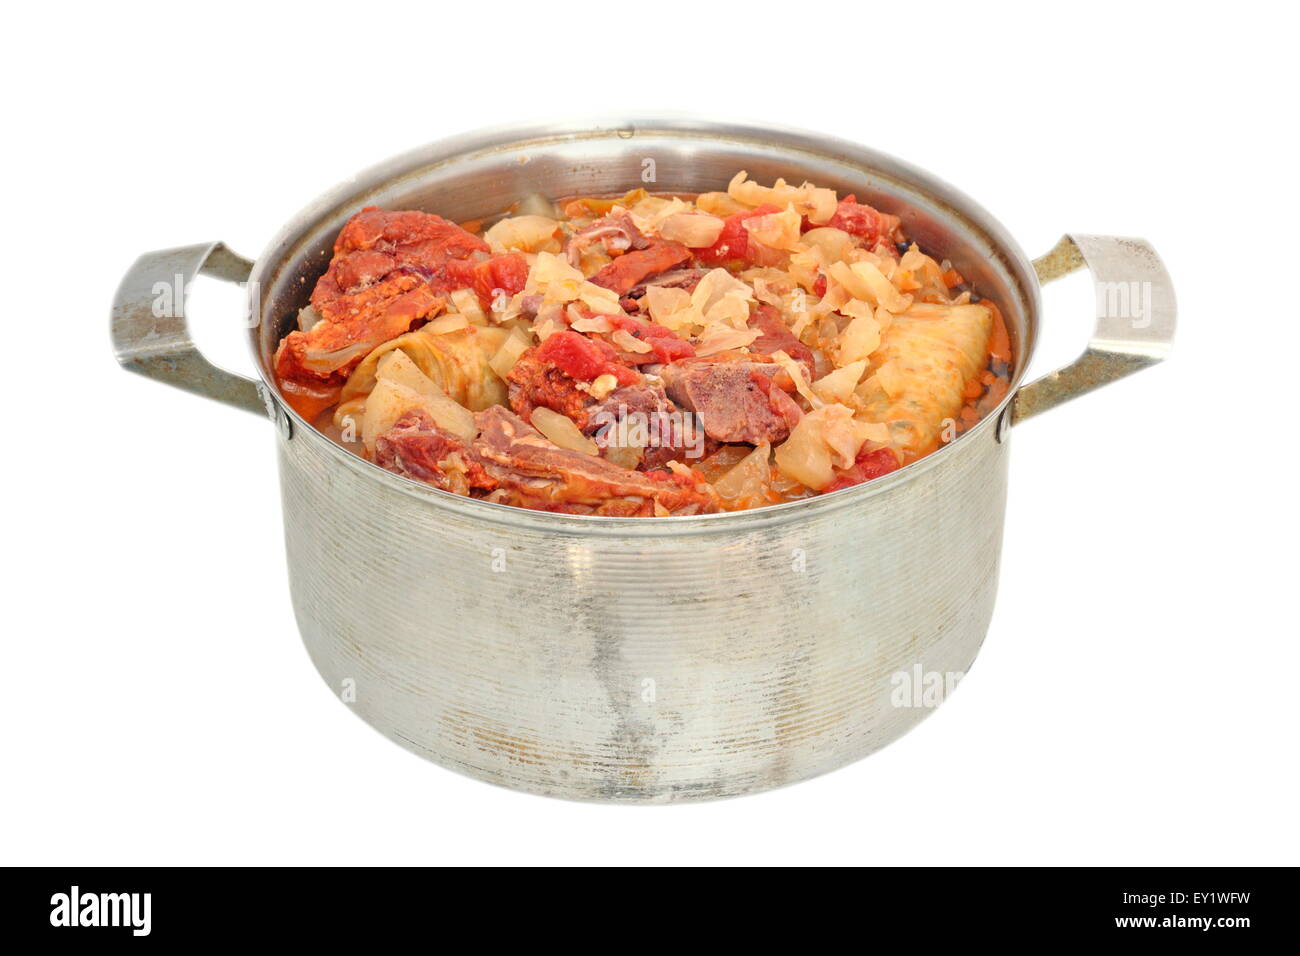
<box><xmin>1009</xmin><ymin>234</ymin><xmax>1175</xmax><ymax>425</ymax></box>
<box><xmin>111</xmin><ymin>241</ymin><xmax>268</xmax><ymax>416</ymax></box>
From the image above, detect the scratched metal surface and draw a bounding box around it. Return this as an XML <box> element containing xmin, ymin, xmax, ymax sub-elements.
<box><xmin>279</xmin><ymin>417</ymin><xmax>1007</xmax><ymax>802</ymax></box>
<box><xmin>111</xmin><ymin>242</ymin><xmax>264</xmax><ymax>415</ymax></box>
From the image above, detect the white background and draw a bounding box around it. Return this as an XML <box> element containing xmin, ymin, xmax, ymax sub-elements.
<box><xmin>4</xmin><ymin>1</ymin><xmax>1296</xmax><ymax>866</ymax></box>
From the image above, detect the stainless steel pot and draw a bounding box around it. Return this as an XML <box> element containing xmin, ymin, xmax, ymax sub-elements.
<box><xmin>112</xmin><ymin>117</ymin><xmax>1175</xmax><ymax>802</ymax></box>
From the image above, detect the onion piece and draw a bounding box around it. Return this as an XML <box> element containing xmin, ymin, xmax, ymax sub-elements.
<box><xmin>300</xmin><ymin>339</ymin><xmax>377</xmax><ymax>373</ymax></box>
<box><xmin>774</xmin><ymin>414</ymin><xmax>834</xmax><ymax>490</ymax></box>
<box><xmin>578</xmin><ymin>282</ymin><xmax>626</xmax><ymax>317</ymax></box>
<box><xmin>691</xmin><ymin>268</ymin><xmax>753</xmax><ymax>316</ymax></box>
<box><xmin>812</xmin><ymin>360</ymin><xmax>867</xmax><ymax>404</ymax></box>
<box><xmin>424</xmin><ymin>313</ymin><xmax>470</xmax><ymax>335</ymax></box>
<box><xmin>849</xmin><ymin>260</ymin><xmax>911</xmax><ymax>312</ymax></box>
<box><xmin>588</xmin><ymin>373</ymin><xmax>619</xmax><ymax>400</ymax></box>
<box><xmin>773</xmin><ymin>404</ymin><xmax>864</xmax><ymax>490</ymax></box>
<box><xmin>741</xmin><ymin>206</ymin><xmax>802</xmax><ymax>251</ymax></box>
<box><xmin>531</xmin><ymin>407</ymin><xmax>599</xmax><ymax>456</ymax></box>
<box><xmin>526</xmin><ymin>252</ymin><xmax>586</xmax><ymax>303</ymax></box>
<box><xmin>771</xmin><ymin>349</ymin><xmax>821</xmax><ymax>408</ymax></box>
<box><xmin>611</xmin><ymin>329</ymin><xmax>653</xmax><ymax>354</ymax></box>
<box><xmin>361</xmin><ymin>375</ymin><xmax>477</xmax><ymax>451</ymax></box>
<box><xmin>818</xmin><ymin>404</ymin><xmax>866</xmax><ymax>468</ymax></box>
<box><xmin>449</xmin><ymin>288</ymin><xmax>488</xmax><ymax>325</ymax></box>
<box><xmin>837</xmin><ymin>315</ymin><xmax>881</xmax><ymax>365</ymax></box>
<box><xmin>603</xmin><ymin>444</ymin><xmax>643</xmax><ymax>470</ymax></box>
<box><xmin>489</xmin><ymin>327</ymin><xmax>532</xmax><ymax>381</ymax></box>
<box><xmin>855</xmin><ymin>420</ymin><xmax>892</xmax><ymax>446</ymax></box>
<box><xmin>694</xmin><ymin>325</ymin><xmax>760</xmax><ymax>356</ymax></box>
<box><xmin>658</xmin><ymin>212</ymin><xmax>725</xmax><ymax>248</ymax></box>
<box><xmin>570</xmin><ymin>313</ymin><xmax>614</xmax><ymax>334</ymax></box>
<box><xmin>728</xmin><ymin>171</ymin><xmax>837</xmax><ymax>223</ymax></box>
<box><xmin>695</xmin><ymin>191</ymin><xmax>747</xmax><ymax>217</ymax></box>
<box><xmin>645</xmin><ymin>286</ymin><xmax>696</xmax><ymax>330</ymax></box>
<box><xmin>484</xmin><ymin>215</ymin><xmax>562</xmax><ymax>254</ymax></box>
<box><xmin>800</xmin><ymin>227</ymin><xmax>854</xmax><ymax>263</ymax></box>
<box><xmin>375</xmin><ymin>349</ymin><xmax>432</xmax><ymax>393</ymax></box>
<box><xmin>628</xmin><ymin>196</ymin><xmax>689</xmax><ymax>233</ymax></box>
<box><xmin>712</xmin><ymin>442</ymin><xmax>772</xmax><ymax>510</ymax></box>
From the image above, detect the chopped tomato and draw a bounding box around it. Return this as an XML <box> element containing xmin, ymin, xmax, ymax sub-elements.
<box><xmin>819</xmin><ymin>195</ymin><xmax>885</xmax><ymax>245</ymax></box>
<box><xmin>607</xmin><ymin>315</ymin><xmax>696</xmax><ymax>364</ymax></box>
<box><xmin>694</xmin><ymin>204</ymin><xmax>781</xmax><ymax>266</ymax></box>
<box><xmin>824</xmin><ymin>447</ymin><xmax>901</xmax><ymax>492</ymax></box>
<box><xmin>537</xmin><ymin>331</ymin><xmax>639</xmax><ymax>386</ymax></box>
<box><xmin>444</xmin><ymin>253</ymin><xmax>529</xmax><ymax>309</ymax></box>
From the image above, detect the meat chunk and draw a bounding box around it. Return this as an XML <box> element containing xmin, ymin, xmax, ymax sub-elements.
<box><xmin>377</xmin><ymin>406</ymin><xmax>714</xmax><ymax>515</ymax></box>
<box><xmin>589</xmin><ymin>239</ymin><xmax>692</xmax><ymax>295</ymax></box>
<box><xmin>509</xmin><ymin>344</ymin><xmax>705</xmax><ymax>469</ymax></box>
<box><xmin>585</xmin><ymin>382</ymin><xmax>713</xmax><ymax>469</ymax></box>
<box><xmin>473</xmin><ymin>406</ymin><xmax>715</xmax><ymax>515</ymax></box>
<box><xmin>375</xmin><ymin>406</ymin><xmax>714</xmax><ymax>515</ymax></box>
<box><xmin>442</xmin><ymin>253</ymin><xmax>530</xmax><ymax>310</ymax></box>
<box><xmin>275</xmin><ymin>280</ymin><xmax>443</xmax><ymax>383</ymax></box>
<box><xmin>506</xmin><ymin>331</ymin><xmax>640</xmax><ymax>427</ymax></box>
<box><xmin>564</xmin><ymin>210</ymin><xmax>648</xmax><ymax>267</ymax></box>
<box><xmin>308</xmin><ymin>208</ymin><xmax>490</xmax><ymax>332</ymax></box>
<box><xmin>274</xmin><ymin>207</ymin><xmax>498</xmax><ymax>415</ymax></box>
<box><xmin>372</xmin><ymin>409</ymin><xmax>495</xmax><ymax>496</ymax></box>
<box><xmin>506</xmin><ymin>349</ymin><xmax>595</xmax><ymax>427</ymax></box>
<box><xmin>661</xmin><ymin>360</ymin><xmax>803</xmax><ymax>445</ymax></box>
<box><xmin>749</xmin><ymin>304</ymin><xmax>815</xmax><ymax>375</ymax></box>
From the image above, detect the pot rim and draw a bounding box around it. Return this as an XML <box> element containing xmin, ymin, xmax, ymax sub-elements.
<box><xmin>249</xmin><ymin>113</ymin><xmax>1039</xmax><ymax>531</ymax></box>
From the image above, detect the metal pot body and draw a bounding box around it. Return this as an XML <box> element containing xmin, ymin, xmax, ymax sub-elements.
<box><xmin>111</xmin><ymin>118</ymin><xmax>1175</xmax><ymax>802</ymax></box>
<box><xmin>279</xmin><ymin>404</ymin><xmax>1007</xmax><ymax>801</ymax></box>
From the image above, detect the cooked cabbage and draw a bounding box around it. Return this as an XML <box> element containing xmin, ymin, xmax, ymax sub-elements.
<box><xmin>360</xmin><ymin>354</ymin><xmax>477</xmax><ymax>451</ymax></box>
<box><xmin>335</xmin><ymin>325</ymin><xmax>509</xmax><ymax>429</ymax></box>
<box><xmin>276</xmin><ymin>171</ymin><xmax>1004</xmax><ymax>515</ymax></box>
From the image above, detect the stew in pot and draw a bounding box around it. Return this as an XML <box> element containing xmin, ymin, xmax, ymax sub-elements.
<box><xmin>273</xmin><ymin>172</ymin><xmax>1012</xmax><ymax>516</ymax></box>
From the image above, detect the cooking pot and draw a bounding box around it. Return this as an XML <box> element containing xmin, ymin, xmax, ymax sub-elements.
<box><xmin>111</xmin><ymin>117</ymin><xmax>1175</xmax><ymax>802</ymax></box>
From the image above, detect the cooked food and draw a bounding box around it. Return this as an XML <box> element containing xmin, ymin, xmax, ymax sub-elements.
<box><xmin>274</xmin><ymin>172</ymin><xmax>1012</xmax><ymax>515</ymax></box>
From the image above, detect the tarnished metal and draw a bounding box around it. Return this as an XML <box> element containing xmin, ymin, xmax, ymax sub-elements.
<box><xmin>111</xmin><ymin>117</ymin><xmax>1176</xmax><ymax>802</ymax></box>
<box><xmin>111</xmin><ymin>242</ymin><xmax>265</xmax><ymax>415</ymax></box>
<box><xmin>1013</xmin><ymin>235</ymin><xmax>1176</xmax><ymax>425</ymax></box>
<box><xmin>278</xmin><ymin>398</ymin><xmax>1006</xmax><ymax>801</ymax></box>
<box><xmin>1031</xmin><ymin>234</ymin><xmax>1088</xmax><ymax>284</ymax></box>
